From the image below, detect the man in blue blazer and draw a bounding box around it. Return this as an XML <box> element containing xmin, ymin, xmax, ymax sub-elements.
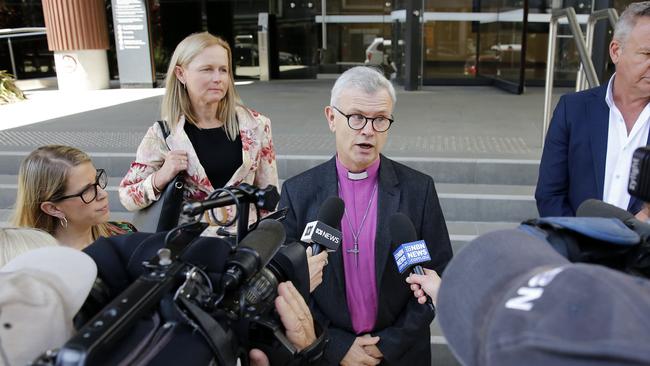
<box><xmin>279</xmin><ymin>67</ymin><xmax>452</xmax><ymax>365</ymax></box>
<box><xmin>536</xmin><ymin>2</ymin><xmax>650</xmax><ymax>218</ymax></box>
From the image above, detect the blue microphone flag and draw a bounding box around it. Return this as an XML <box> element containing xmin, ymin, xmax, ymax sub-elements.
<box><xmin>392</xmin><ymin>240</ymin><xmax>431</xmax><ymax>273</ymax></box>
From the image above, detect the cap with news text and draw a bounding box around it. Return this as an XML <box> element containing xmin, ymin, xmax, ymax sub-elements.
<box><xmin>437</xmin><ymin>229</ymin><xmax>650</xmax><ymax>366</ymax></box>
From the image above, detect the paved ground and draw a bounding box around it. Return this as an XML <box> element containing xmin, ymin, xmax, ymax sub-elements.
<box><xmin>0</xmin><ymin>78</ymin><xmax>570</xmax><ymax>159</ymax></box>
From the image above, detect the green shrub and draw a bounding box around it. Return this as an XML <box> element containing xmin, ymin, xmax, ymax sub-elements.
<box><xmin>0</xmin><ymin>70</ymin><xmax>26</xmax><ymax>105</ymax></box>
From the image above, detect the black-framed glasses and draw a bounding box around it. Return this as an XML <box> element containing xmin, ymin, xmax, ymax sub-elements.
<box><xmin>331</xmin><ymin>106</ymin><xmax>394</xmax><ymax>132</ymax></box>
<box><xmin>51</xmin><ymin>169</ymin><xmax>108</xmax><ymax>204</ymax></box>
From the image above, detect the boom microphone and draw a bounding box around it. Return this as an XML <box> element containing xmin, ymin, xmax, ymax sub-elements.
<box><xmin>389</xmin><ymin>213</ymin><xmax>434</xmax><ymax>310</ymax></box>
<box><xmin>300</xmin><ymin>196</ymin><xmax>344</xmax><ymax>255</ymax></box>
<box><xmin>182</xmin><ymin>184</ymin><xmax>280</xmax><ymax>216</ymax></box>
<box><xmin>221</xmin><ymin>219</ymin><xmax>286</xmax><ymax>290</ymax></box>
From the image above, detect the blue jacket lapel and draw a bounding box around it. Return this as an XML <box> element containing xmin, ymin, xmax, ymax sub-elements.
<box><xmin>588</xmin><ymin>85</ymin><xmax>610</xmax><ymax>198</ymax></box>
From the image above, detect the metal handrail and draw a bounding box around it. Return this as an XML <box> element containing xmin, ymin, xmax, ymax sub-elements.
<box><xmin>0</xmin><ymin>27</ymin><xmax>48</xmax><ymax>79</ymax></box>
<box><xmin>577</xmin><ymin>9</ymin><xmax>619</xmax><ymax>90</ymax></box>
<box><xmin>543</xmin><ymin>7</ymin><xmax>600</xmax><ymax>145</ymax></box>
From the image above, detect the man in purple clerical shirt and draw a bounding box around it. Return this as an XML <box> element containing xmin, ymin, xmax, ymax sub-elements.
<box><xmin>279</xmin><ymin>66</ymin><xmax>452</xmax><ymax>366</ymax></box>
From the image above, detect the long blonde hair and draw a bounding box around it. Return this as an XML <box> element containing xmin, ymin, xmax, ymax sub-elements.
<box><xmin>0</xmin><ymin>227</ymin><xmax>59</xmax><ymax>267</ymax></box>
<box><xmin>12</xmin><ymin>145</ymin><xmax>111</xmax><ymax>239</ymax></box>
<box><xmin>162</xmin><ymin>32</ymin><xmax>241</xmax><ymax>140</ymax></box>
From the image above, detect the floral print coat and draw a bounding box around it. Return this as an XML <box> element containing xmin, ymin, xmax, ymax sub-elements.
<box><xmin>119</xmin><ymin>105</ymin><xmax>279</xmax><ymax>224</ymax></box>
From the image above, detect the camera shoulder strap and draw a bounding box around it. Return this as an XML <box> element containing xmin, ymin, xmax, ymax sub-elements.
<box><xmin>178</xmin><ymin>296</ymin><xmax>238</xmax><ymax>366</ymax></box>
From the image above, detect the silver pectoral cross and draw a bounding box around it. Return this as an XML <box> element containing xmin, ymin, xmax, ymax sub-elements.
<box><xmin>346</xmin><ymin>239</ymin><xmax>360</xmax><ymax>268</ymax></box>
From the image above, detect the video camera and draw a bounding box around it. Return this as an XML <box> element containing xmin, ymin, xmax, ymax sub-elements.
<box><xmin>522</xmin><ymin>146</ymin><xmax>650</xmax><ymax>279</ymax></box>
<box><xmin>33</xmin><ymin>184</ymin><xmax>325</xmax><ymax>366</ymax></box>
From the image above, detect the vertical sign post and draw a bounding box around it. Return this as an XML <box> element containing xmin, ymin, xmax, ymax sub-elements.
<box><xmin>111</xmin><ymin>0</ymin><xmax>155</xmax><ymax>88</ymax></box>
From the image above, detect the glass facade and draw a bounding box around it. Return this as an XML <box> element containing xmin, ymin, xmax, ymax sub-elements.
<box><xmin>0</xmin><ymin>0</ymin><xmax>639</xmax><ymax>90</ymax></box>
<box><xmin>0</xmin><ymin>1</ymin><xmax>52</xmax><ymax>79</ymax></box>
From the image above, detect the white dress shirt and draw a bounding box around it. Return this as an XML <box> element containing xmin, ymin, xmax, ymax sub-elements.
<box><xmin>603</xmin><ymin>74</ymin><xmax>650</xmax><ymax>210</ymax></box>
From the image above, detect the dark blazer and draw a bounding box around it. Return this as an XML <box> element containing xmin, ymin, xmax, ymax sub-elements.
<box><xmin>279</xmin><ymin>155</ymin><xmax>453</xmax><ymax>365</ymax></box>
<box><xmin>535</xmin><ymin>85</ymin><xmax>648</xmax><ymax>217</ymax></box>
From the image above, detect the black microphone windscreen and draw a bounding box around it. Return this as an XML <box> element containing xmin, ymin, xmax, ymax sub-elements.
<box><xmin>317</xmin><ymin>196</ymin><xmax>345</xmax><ymax>228</ymax></box>
<box><xmin>576</xmin><ymin>199</ymin><xmax>634</xmax><ymax>221</ymax></box>
<box><xmin>268</xmin><ymin>242</ymin><xmax>310</xmax><ymax>299</ymax></box>
<box><xmin>181</xmin><ymin>236</ymin><xmax>232</xmax><ymax>274</ymax></box>
<box><xmin>238</xmin><ymin>219</ymin><xmax>286</xmax><ymax>264</ymax></box>
<box><xmin>389</xmin><ymin>212</ymin><xmax>418</xmax><ymax>246</ymax></box>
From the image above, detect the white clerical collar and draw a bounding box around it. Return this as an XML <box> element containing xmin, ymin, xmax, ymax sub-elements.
<box><xmin>347</xmin><ymin>170</ymin><xmax>369</xmax><ymax>180</ymax></box>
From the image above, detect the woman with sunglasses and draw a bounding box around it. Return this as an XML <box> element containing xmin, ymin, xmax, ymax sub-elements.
<box><xmin>12</xmin><ymin>145</ymin><xmax>135</xmax><ymax>249</ymax></box>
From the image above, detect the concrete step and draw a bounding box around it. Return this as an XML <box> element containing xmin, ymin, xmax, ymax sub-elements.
<box><xmin>0</xmin><ymin>208</ymin><xmax>135</xmax><ymax>228</ymax></box>
<box><xmin>280</xmin><ymin>155</ymin><xmax>540</xmax><ymax>186</ymax></box>
<box><xmin>0</xmin><ymin>174</ymin><xmax>126</xmax><ymax>212</ymax></box>
<box><xmin>448</xmin><ymin>221</ymin><xmax>520</xmax><ymax>254</ymax></box>
<box><xmin>1</xmin><ymin>171</ymin><xmax>536</xmax><ymax>224</ymax></box>
<box><xmin>1</xmin><ymin>201</ymin><xmax>517</xmax><ymax>255</ymax></box>
<box><xmin>437</xmin><ymin>183</ymin><xmax>537</xmax><ymax>222</ymax></box>
<box><xmin>0</xmin><ymin>152</ymin><xmax>539</xmax><ymax>186</ymax></box>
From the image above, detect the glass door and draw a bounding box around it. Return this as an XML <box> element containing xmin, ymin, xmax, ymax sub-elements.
<box><xmin>475</xmin><ymin>0</ymin><xmax>529</xmax><ymax>94</ymax></box>
<box><xmin>316</xmin><ymin>0</ymin><xmax>394</xmax><ymax>78</ymax></box>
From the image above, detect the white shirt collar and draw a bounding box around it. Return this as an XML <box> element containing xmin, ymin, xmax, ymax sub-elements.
<box><xmin>605</xmin><ymin>73</ymin><xmax>616</xmax><ymax>109</ymax></box>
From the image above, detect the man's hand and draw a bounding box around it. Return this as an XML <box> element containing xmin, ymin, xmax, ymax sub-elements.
<box><xmin>249</xmin><ymin>349</ymin><xmax>270</xmax><ymax>366</ymax></box>
<box><xmin>635</xmin><ymin>203</ymin><xmax>650</xmax><ymax>222</ymax></box>
<box><xmin>249</xmin><ymin>281</ymin><xmax>317</xmax><ymax>365</ymax></box>
<box><xmin>275</xmin><ymin>281</ymin><xmax>317</xmax><ymax>350</ymax></box>
<box><xmin>341</xmin><ymin>336</ymin><xmax>381</xmax><ymax>366</ymax></box>
<box><xmin>405</xmin><ymin>268</ymin><xmax>441</xmax><ymax>305</ymax></box>
<box><xmin>361</xmin><ymin>334</ymin><xmax>383</xmax><ymax>360</ymax></box>
<box><xmin>306</xmin><ymin>246</ymin><xmax>329</xmax><ymax>293</ymax></box>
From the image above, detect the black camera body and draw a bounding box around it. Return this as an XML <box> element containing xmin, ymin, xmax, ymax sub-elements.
<box><xmin>34</xmin><ymin>184</ymin><xmax>317</xmax><ymax>366</ymax></box>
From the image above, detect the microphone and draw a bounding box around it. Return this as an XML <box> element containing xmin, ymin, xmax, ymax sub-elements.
<box><xmin>300</xmin><ymin>196</ymin><xmax>344</xmax><ymax>255</ymax></box>
<box><xmin>182</xmin><ymin>184</ymin><xmax>280</xmax><ymax>216</ymax></box>
<box><xmin>576</xmin><ymin>199</ymin><xmax>650</xmax><ymax>239</ymax></box>
<box><xmin>221</xmin><ymin>219</ymin><xmax>286</xmax><ymax>291</ymax></box>
<box><xmin>389</xmin><ymin>213</ymin><xmax>434</xmax><ymax>310</ymax></box>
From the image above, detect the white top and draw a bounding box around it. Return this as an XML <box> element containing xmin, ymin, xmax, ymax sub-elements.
<box><xmin>603</xmin><ymin>74</ymin><xmax>650</xmax><ymax>210</ymax></box>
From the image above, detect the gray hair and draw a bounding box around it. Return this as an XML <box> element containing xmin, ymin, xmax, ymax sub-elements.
<box><xmin>330</xmin><ymin>66</ymin><xmax>396</xmax><ymax>107</ymax></box>
<box><xmin>613</xmin><ymin>1</ymin><xmax>650</xmax><ymax>45</ymax></box>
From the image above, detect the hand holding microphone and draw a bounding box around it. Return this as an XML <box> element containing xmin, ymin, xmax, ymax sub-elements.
<box><xmin>300</xmin><ymin>197</ymin><xmax>344</xmax><ymax>292</ymax></box>
<box><xmin>390</xmin><ymin>213</ymin><xmax>436</xmax><ymax>311</ymax></box>
<box><xmin>306</xmin><ymin>246</ymin><xmax>328</xmax><ymax>293</ymax></box>
<box><xmin>405</xmin><ymin>268</ymin><xmax>441</xmax><ymax>305</ymax></box>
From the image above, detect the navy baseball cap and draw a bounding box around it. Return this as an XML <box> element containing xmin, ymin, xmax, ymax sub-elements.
<box><xmin>437</xmin><ymin>229</ymin><xmax>650</xmax><ymax>366</ymax></box>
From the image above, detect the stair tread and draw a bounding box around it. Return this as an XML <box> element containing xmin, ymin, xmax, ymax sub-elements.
<box><xmin>436</xmin><ymin>183</ymin><xmax>534</xmax><ymax>197</ymax></box>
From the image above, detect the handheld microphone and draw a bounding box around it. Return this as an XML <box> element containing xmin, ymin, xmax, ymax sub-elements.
<box><xmin>389</xmin><ymin>213</ymin><xmax>435</xmax><ymax>310</ymax></box>
<box><xmin>300</xmin><ymin>196</ymin><xmax>344</xmax><ymax>255</ymax></box>
<box><xmin>221</xmin><ymin>219</ymin><xmax>286</xmax><ymax>291</ymax></box>
<box><xmin>576</xmin><ymin>199</ymin><xmax>650</xmax><ymax>239</ymax></box>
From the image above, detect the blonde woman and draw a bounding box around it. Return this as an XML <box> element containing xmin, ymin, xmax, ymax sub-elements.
<box><xmin>0</xmin><ymin>227</ymin><xmax>59</xmax><ymax>267</ymax></box>
<box><xmin>12</xmin><ymin>145</ymin><xmax>136</xmax><ymax>249</ymax></box>
<box><xmin>119</xmin><ymin>32</ymin><xmax>278</xmax><ymax>225</ymax></box>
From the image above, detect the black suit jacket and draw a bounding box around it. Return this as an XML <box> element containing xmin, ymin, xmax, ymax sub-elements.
<box><xmin>279</xmin><ymin>155</ymin><xmax>453</xmax><ymax>365</ymax></box>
